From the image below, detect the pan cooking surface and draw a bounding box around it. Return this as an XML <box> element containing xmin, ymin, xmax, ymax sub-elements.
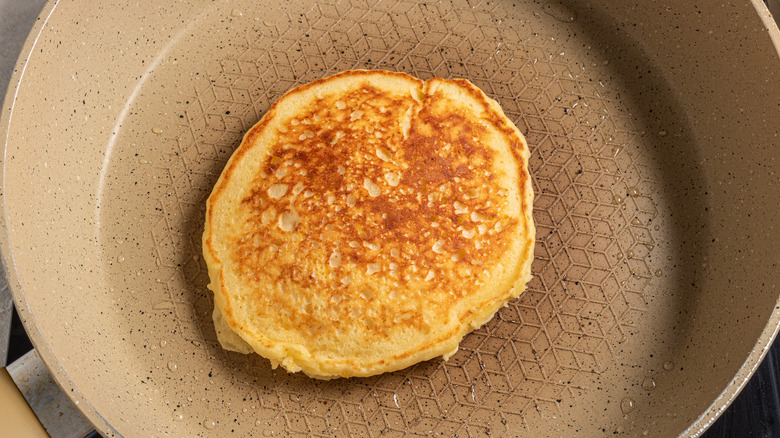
<box><xmin>14</xmin><ymin>0</ymin><xmax>778</xmax><ymax>436</ymax></box>
<box><xmin>98</xmin><ymin>1</ymin><xmax>689</xmax><ymax>435</ymax></box>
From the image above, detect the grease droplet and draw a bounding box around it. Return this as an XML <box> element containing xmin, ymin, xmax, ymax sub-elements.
<box><xmin>167</xmin><ymin>362</ymin><xmax>178</xmax><ymax>372</ymax></box>
<box><xmin>262</xmin><ymin>430</ymin><xmax>273</xmax><ymax>437</ymax></box>
<box><xmin>629</xmin><ymin>187</ymin><xmax>640</xmax><ymax>197</ymax></box>
<box><xmin>643</xmin><ymin>430</ymin><xmax>650</xmax><ymax>436</ymax></box>
<box><xmin>231</xmin><ymin>8</ymin><xmax>243</xmax><ymax>17</ymax></box>
<box><xmin>151</xmin><ymin>126</ymin><xmax>163</xmax><ymax>135</ymax></box>
<box><xmin>620</xmin><ymin>397</ymin><xmax>635</xmax><ymax>414</ymax></box>
<box><xmin>543</xmin><ymin>2</ymin><xmax>577</xmax><ymax>22</ymax></box>
<box><xmin>655</xmin><ymin>269</ymin><xmax>663</xmax><ymax>277</ymax></box>
<box><xmin>160</xmin><ymin>339</ymin><xmax>167</xmax><ymax>348</ymax></box>
<box><xmin>153</xmin><ymin>302</ymin><xmax>173</xmax><ymax>310</ymax></box>
<box><xmin>642</xmin><ymin>377</ymin><xmax>656</xmax><ymax>391</ymax></box>
<box><xmin>117</xmin><ymin>256</ymin><xmax>125</xmax><ymax>263</ymax></box>
<box><xmin>204</xmin><ymin>419</ymin><xmax>216</xmax><ymax>430</ymax></box>
<box><xmin>626</xmin><ymin>250</ymin><xmax>634</xmax><ymax>258</ymax></box>
<box><xmin>663</xmin><ymin>361</ymin><xmax>674</xmax><ymax>371</ymax></box>
<box><xmin>173</xmin><ymin>413</ymin><xmax>184</xmax><ymax>422</ymax></box>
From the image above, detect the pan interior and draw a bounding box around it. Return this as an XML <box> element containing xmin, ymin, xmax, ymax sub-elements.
<box><xmin>95</xmin><ymin>2</ymin><xmax>693</xmax><ymax>434</ymax></box>
<box><xmin>3</xmin><ymin>0</ymin><xmax>779</xmax><ymax>437</ymax></box>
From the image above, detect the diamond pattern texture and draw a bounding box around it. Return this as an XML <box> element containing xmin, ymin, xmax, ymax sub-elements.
<box><xmin>149</xmin><ymin>0</ymin><xmax>660</xmax><ymax>435</ymax></box>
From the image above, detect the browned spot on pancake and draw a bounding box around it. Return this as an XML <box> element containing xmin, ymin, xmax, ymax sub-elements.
<box><xmin>230</xmin><ymin>82</ymin><xmax>518</xmax><ymax>338</ymax></box>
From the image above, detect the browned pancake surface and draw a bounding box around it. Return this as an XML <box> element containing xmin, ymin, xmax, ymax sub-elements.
<box><xmin>204</xmin><ymin>70</ymin><xmax>534</xmax><ymax>378</ymax></box>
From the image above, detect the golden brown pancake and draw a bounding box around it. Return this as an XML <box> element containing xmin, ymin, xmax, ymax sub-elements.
<box><xmin>203</xmin><ymin>70</ymin><xmax>534</xmax><ymax>379</ymax></box>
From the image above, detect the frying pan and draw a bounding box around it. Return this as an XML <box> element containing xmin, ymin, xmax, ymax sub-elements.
<box><xmin>1</xmin><ymin>0</ymin><xmax>779</xmax><ymax>436</ymax></box>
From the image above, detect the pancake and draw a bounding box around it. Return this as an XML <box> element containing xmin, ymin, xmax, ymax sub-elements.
<box><xmin>203</xmin><ymin>70</ymin><xmax>534</xmax><ymax>379</ymax></box>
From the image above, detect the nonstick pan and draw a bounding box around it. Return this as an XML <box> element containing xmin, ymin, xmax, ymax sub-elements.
<box><xmin>1</xmin><ymin>0</ymin><xmax>779</xmax><ymax>436</ymax></box>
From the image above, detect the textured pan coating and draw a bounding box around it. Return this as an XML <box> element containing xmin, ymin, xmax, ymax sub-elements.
<box><xmin>203</xmin><ymin>70</ymin><xmax>534</xmax><ymax>379</ymax></box>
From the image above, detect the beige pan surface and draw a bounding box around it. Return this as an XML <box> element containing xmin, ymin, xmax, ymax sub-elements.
<box><xmin>1</xmin><ymin>0</ymin><xmax>779</xmax><ymax>436</ymax></box>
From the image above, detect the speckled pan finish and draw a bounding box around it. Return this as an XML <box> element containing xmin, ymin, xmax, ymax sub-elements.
<box><xmin>0</xmin><ymin>0</ymin><xmax>778</xmax><ymax>436</ymax></box>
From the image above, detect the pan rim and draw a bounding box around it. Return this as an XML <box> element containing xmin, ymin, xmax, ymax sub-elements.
<box><xmin>679</xmin><ymin>6</ymin><xmax>780</xmax><ymax>437</ymax></box>
<box><xmin>0</xmin><ymin>0</ymin><xmax>116</xmax><ymax>435</ymax></box>
<box><xmin>0</xmin><ymin>1</ymin><xmax>778</xmax><ymax>436</ymax></box>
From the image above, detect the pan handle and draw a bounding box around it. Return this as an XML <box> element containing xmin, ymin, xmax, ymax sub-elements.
<box><xmin>0</xmin><ymin>367</ymin><xmax>48</xmax><ymax>437</ymax></box>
